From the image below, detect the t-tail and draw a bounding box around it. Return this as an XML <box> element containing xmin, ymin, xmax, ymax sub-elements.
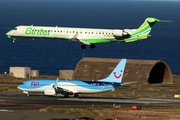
<box><xmin>98</xmin><ymin>59</ymin><xmax>127</xmax><ymax>83</ymax></box>
<box><xmin>123</xmin><ymin>17</ymin><xmax>161</xmax><ymax>42</ymax></box>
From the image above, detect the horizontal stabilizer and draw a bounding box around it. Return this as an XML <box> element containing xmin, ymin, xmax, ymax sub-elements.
<box><xmin>159</xmin><ymin>20</ymin><xmax>172</xmax><ymax>22</ymax></box>
<box><xmin>121</xmin><ymin>81</ymin><xmax>138</xmax><ymax>85</ymax></box>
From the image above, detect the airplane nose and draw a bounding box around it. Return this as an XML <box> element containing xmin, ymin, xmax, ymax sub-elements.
<box><xmin>17</xmin><ymin>85</ymin><xmax>22</xmax><ymax>90</ymax></box>
<box><xmin>6</xmin><ymin>30</ymin><xmax>12</xmax><ymax>38</ymax></box>
<box><xmin>6</xmin><ymin>30</ymin><xmax>11</xmax><ymax>35</ymax></box>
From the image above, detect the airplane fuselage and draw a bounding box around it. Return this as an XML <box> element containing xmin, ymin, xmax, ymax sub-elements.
<box><xmin>8</xmin><ymin>26</ymin><xmax>119</xmax><ymax>43</ymax></box>
<box><xmin>6</xmin><ymin>18</ymin><xmax>161</xmax><ymax>49</ymax></box>
<box><xmin>18</xmin><ymin>80</ymin><xmax>119</xmax><ymax>96</ymax></box>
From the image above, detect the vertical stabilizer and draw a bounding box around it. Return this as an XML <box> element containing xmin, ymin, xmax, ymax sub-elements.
<box><xmin>124</xmin><ymin>17</ymin><xmax>160</xmax><ymax>42</ymax></box>
<box><xmin>99</xmin><ymin>59</ymin><xmax>127</xmax><ymax>83</ymax></box>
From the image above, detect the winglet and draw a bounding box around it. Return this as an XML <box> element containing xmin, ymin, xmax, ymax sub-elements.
<box><xmin>53</xmin><ymin>78</ymin><xmax>59</xmax><ymax>89</ymax></box>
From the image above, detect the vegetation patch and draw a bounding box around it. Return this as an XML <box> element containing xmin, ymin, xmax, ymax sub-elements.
<box><xmin>40</xmin><ymin>106</ymin><xmax>98</xmax><ymax>119</ymax></box>
<box><xmin>0</xmin><ymin>74</ymin><xmax>180</xmax><ymax>99</ymax></box>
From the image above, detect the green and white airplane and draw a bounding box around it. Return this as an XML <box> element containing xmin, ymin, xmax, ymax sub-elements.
<box><xmin>6</xmin><ymin>17</ymin><xmax>163</xmax><ymax>49</ymax></box>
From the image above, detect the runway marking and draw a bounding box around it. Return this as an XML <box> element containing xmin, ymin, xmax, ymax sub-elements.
<box><xmin>0</xmin><ymin>109</ymin><xmax>14</xmax><ymax>112</ymax></box>
<box><xmin>58</xmin><ymin>97</ymin><xmax>180</xmax><ymax>104</ymax></box>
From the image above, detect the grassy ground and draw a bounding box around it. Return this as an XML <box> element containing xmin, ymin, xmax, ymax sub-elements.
<box><xmin>0</xmin><ymin>74</ymin><xmax>180</xmax><ymax>98</ymax></box>
<box><xmin>39</xmin><ymin>106</ymin><xmax>180</xmax><ymax>120</ymax></box>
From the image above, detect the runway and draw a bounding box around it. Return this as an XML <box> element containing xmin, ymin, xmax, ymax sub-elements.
<box><xmin>1</xmin><ymin>93</ymin><xmax>180</xmax><ymax>119</ymax></box>
<box><xmin>1</xmin><ymin>93</ymin><xmax>180</xmax><ymax>109</ymax></box>
<box><xmin>60</xmin><ymin>97</ymin><xmax>180</xmax><ymax>104</ymax></box>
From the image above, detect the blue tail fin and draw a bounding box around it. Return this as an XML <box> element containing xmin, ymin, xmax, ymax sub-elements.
<box><xmin>99</xmin><ymin>59</ymin><xmax>127</xmax><ymax>83</ymax></box>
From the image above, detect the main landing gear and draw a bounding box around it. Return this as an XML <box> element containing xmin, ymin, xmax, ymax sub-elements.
<box><xmin>62</xmin><ymin>93</ymin><xmax>79</xmax><ymax>98</ymax></box>
<box><xmin>81</xmin><ymin>44</ymin><xmax>86</xmax><ymax>49</ymax></box>
<box><xmin>74</xmin><ymin>93</ymin><xmax>79</xmax><ymax>98</ymax></box>
<box><xmin>81</xmin><ymin>44</ymin><xmax>95</xmax><ymax>49</ymax></box>
<box><xmin>90</xmin><ymin>44</ymin><xmax>95</xmax><ymax>49</ymax></box>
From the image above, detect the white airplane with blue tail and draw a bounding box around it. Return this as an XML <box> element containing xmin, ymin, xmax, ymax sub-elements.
<box><xmin>18</xmin><ymin>59</ymin><xmax>137</xmax><ymax>97</ymax></box>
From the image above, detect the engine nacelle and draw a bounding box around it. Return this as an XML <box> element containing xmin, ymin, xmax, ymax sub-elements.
<box><xmin>44</xmin><ymin>90</ymin><xmax>56</xmax><ymax>96</ymax></box>
<box><xmin>113</xmin><ymin>29</ymin><xmax>123</xmax><ymax>37</ymax></box>
<box><xmin>113</xmin><ymin>29</ymin><xmax>130</xmax><ymax>37</ymax></box>
<box><xmin>123</xmin><ymin>29</ymin><xmax>137</xmax><ymax>34</ymax></box>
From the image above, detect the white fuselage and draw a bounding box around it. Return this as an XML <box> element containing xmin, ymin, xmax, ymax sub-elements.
<box><xmin>8</xmin><ymin>26</ymin><xmax>116</xmax><ymax>40</ymax></box>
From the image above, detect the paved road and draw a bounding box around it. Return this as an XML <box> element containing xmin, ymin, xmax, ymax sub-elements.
<box><xmin>1</xmin><ymin>92</ymin><xmax>180</xmax><ymax>108</ymax></box>
<box><xmin>1</xmin><ymin>92</ymin><xmax>180</xmax><ymax>120</ymax></box>
<box><xmin>1</xmin><ymin>83</ymin><xmax>180</xmax><ymax>120</ymax></box>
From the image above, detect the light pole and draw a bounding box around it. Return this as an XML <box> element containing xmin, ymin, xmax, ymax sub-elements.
<box><xmin>113</xmin><ymin>104</ymin><xmax>120</xmax><ymax>120</ymax></box>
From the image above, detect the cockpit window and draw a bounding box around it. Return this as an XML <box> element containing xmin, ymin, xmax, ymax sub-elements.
<box><xmin>13</xmin><ymin>28</ymin><xmax>17</xmax><ymax>30</ymax></box>
<box><xmin>21</xmin><ymin>83</ymin><xmax>24</xmax><ymax>85</ymax></box>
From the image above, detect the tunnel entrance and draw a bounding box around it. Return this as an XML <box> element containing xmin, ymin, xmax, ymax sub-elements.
<box><xmin>148</xmin><ymin>62</ymin><xmax>172</xmax><ymax>84</ymax></box>
<box><xmin>148</xmin><ymin>62</ymin><xmax>165</xmax><ymax>84</ymax></box>
<box><xmin>73</xmin><ymin>58</ymin><xmax>173</xmax><ymax>84</ymax></box>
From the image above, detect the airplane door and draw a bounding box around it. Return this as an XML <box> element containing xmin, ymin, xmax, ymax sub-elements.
<box><xmin>101</xmin><ymin>83</ymin><xmax>105</xmax><ymax>90</ymax></box>
<box><xmin>19</xmin><ymin>27</ymin><xmax>24</xmax><ymax>35</ymax></box>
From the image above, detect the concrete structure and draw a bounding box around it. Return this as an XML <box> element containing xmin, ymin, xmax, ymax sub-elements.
<box><xmin>72</xmin><ymin>57</ymin><xmax>173</xmax><ymax>84</ymax></box>
<box><xmin>31</xmin><ymin>70</ymin><xmax>39</xmax><ymax>77</ymax></box>
<box><xmin>59</xmin><ymin>70</ymin><xmax>74</xmax><ymax>80</ymax></box>
<box><xmin>10</xmin><ymin>67</ymin><xmax>31</xmax><ymax>78</ymax></box>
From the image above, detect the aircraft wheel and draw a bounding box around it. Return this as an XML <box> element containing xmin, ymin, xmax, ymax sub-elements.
<box><xmin>90</xmin><ymin>44</ymin><xmax>95</xmax><ymax>49</ymax></box>
<box><xmin>12</xmin><ymin>38</ymin><xmax>16</xmax><ymax>43</ymax></box>
<box><xmin>81</xmin><ymin>44</ymin><xmax>86</xmax><ymax>49</ymax></box>
<box><xmin>64</xmin><ymin>93</ymin><xmax>69</xmax><ymax>98</ymax></box>
<box><xmin>64</xmin><ymin>95</ymin><xmax>69</xmax><ymax>98</ymax></box>
<box><xmin>74</xmin><ymin>94</ymin><xmax>79</xmax><ymax>98</ymax></box>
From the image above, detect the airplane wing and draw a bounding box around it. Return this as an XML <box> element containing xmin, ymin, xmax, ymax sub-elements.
<box><xmin>56</xmin><ymin>85</ymin><xmax>79</xmax><ymax>93</ymax></box>
<box><xmin>53</xmin><ymin>79</ymin><xmax>79</xmax><ymax>94</ymax></box>
<box><xmin>59</xmin><ymin>87</ymin><xmax>79</xmax><ymax>94</ymax></box>
<box><xmin>79</xmin><ymin>39</ymin><xmax>91</xmax><ymax>45</ymax></box>
<box><xmin>70</xmin><ymin>33</ymin><xmax>91</xmax><ymax>45</ymax></box>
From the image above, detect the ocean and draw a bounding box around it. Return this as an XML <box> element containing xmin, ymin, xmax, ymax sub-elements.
<box><xmin>0</xmin><ymin>0</ymin><xmax>180</xmax><ymax>75</ymax></box>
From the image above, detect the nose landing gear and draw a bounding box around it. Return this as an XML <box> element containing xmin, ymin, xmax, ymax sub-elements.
<box><xmin>12</xmin><ymin>38</ymin><xmax>16</xmax><ymax>43</ymax></box>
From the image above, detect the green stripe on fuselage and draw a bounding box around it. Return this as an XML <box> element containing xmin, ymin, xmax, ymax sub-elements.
<box><xmin>84</xmin><ymin>38</ymin><xmax>116</xmax><ymax>44</ymax></box>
